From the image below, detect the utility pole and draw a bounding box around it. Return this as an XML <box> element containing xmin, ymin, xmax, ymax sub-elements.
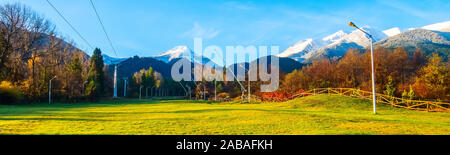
<box><xmin>113</xmin><ymin>65</ymin><xmax>118</xmax><ymax>99</ymax></box>
<box><xmin>139</xmin><ymin>85</ymin><xmax>143</xmax><ymax>99</ymax></box>
<box><xmin>204</xmin><ymin>85</ymin><xmax>206</xmax><ymax>100</ymax></box>
<box><xmin>186</xmin><ymin>85</ymin><xmax>191</xmax><ymax>100</ymax></box>
<box><xmin>49</xmin><ymin>76</ymin><xmax>57</xmax><ymax>104</ymax></box>
<box><xmin>123</xmin><ymin>78</ymin><xmax>128</xmax><ymax>97</ymax></box>
<box><xmin>214</xmin><ymin>80</ymin><xmax>217</xmax><ymax>101</ymax></box>
<box><xmin>248</xmin><ymin>80</ymin><xmax>251</xmax><ymax>103</ymax></box>
<box><xmin>151</xmin><ymin>86</ymin><xmax>156</xmax><ymax>98</ymax></box>
<box><xmin>82</xmin><ymin>81</ymin><xmax>88</xmax><ymax>95</ymax></box>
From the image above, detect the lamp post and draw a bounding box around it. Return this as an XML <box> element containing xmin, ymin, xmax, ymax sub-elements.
<box><xmin>151</xmin><ymin>86</ymin><xmax>156</xmax><ymax>97</ymax></box>
<box><xmin>123</xmin><ymin>78</ymin><xmax>128</xmax><ymax>97</ymax></box>
<box><xmin>82</xmin><ymin>81</ymin><xmax>88</xmax><ymax>95</ymax></box>
<box><xmin>113</xmin><ymin>65</ymin><xmax>118</xmax><ymax>99</ymax></box>
<box><xmin>186</xmin><ymin>85</ymin><xmax>191</xmax><ymax>100</ymax></box>
<box><xmin>49</xmin><ymin>76</ymin><xmax>57</xmax><ymax>104</ymax></box>
<box><xmin>349</xmin><ymin>22</ymin><xmax>377</xmax><ymax>114</ymax></box>
<box><xmin>139</xmin><ymin>85</ymin><xmax>143</xmax><ymax>99</ymax></box>
<box><xmin>214</xmin><ymin>79</ymin><xmax>217</xmax><ymax>101</ymax></box>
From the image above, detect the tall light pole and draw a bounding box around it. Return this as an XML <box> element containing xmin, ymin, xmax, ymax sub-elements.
<box><xmin>186</xmin><ymin>85</ymin><xmax>191</xmax><ymax>100</ymax></box>
<box><xmin>214</xmin><ymin>79</ymin><xmax>217</xmax><ymax>101</ymax></box>
<box><xmin>151</xmin><ymin>86</ymin><xmax>156</xmax><ymax>98</ymax></box>
<box><xmin>139</xmin><ymin>85</ymin><xmax>143</xmax><ymax>99</ymax></box>
<box><xmin>123</xmin><ymin>78</ymin><xmax>128</xmax><ymax>97</ymax></box>
<box><xmin>349</xmin><ymin>22</ymin><xmax>377</xmax><ymax>114</ymax></box>
<box><xmin>49</xmin><ymin>76</ymin><xmax>57</xmax><ymax>104</ymax></box>
<box><xmin>113</xmin><ymin>65</ymin><xmax>118</xmax><ymax>99</ymax></box>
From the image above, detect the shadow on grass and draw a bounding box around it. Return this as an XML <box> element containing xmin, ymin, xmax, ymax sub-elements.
<box><xmin>0</xmin><ymin>99</ymin><xmax>169</xmax><ymax>118</ymax></box>
<box><xmin>0</xmin><ymin>117</ymin><xmax>113</xmax><ymax>122</ymax></box>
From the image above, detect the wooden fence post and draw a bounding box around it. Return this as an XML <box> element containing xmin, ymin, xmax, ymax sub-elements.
<box><xmin>391</xmin><ymin>96</ymin><xmax>394</xmax><ymax>107</ymax></box>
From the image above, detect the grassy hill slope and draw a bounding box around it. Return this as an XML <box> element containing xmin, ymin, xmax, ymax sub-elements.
<box><xmin>0</xmin><ymin>95</ymin><xmax>448</xmax><ymax>135</ymax></box>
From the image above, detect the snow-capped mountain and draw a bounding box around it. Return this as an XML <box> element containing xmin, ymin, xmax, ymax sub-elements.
<box><xmin>153</xmin><ymin>46</ymin><xmax>219</xmax><ymax>67</ymax></box>
<box><xmin>103</xmin><ymin>54</ymin><xmax>128</xmax><ymax>65</ymax></box>
<box><xmin>422</xmin><ymin>21</ymin><xmax>450</xmax><ymax>32</ymax></box>
<box><xmin>383</xmin><ymin>27</ymin><xmax>402</xmax><ymax>37</ymax></box>
<box><xmin>277</xmin><ymin>39</ymin><xmax>324</xmax><ymax>61</ymax></box>
<box><xmin>342</xmin><ymin>27</ymin><xmax>387</xmax><ymax>47</ymax></box>
<box><xmin>279</xmin><ymin>20</ymin><xmax>450</xmax><ymax>63</ymax></box>
<box><xmin>323</xmin><ymin>30</ymin><xmax>348</xmax><ymax>42</ymax></box>
<box><xmin>279</xmin><ymin>27</ymin><xmax>387</xmax><ymax>63</ymax></box>
<box><xmin>153</xmin><ymin>46</ymin><xmax>190</xmax><ymax>63</ymax></box>
<box><xmin>375</xmin><ymin>29</ymin><xmax>450</xmax><ymax>49</ymax></box>
<box><xmin>277</xmin><ymin>30</ymin><xmax>348</xmax><ymax>61</ymax></box>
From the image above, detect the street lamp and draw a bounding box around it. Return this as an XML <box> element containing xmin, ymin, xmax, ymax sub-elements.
<box><xmin>113</xmin><ymin>65</ymin><xmax>118</xmax><ymax>99</ymax></box>
<box><xmin>150</xmin><ymin>86</ymin><xmax>156</xmax><ymax>97</ymax></box>
<box><xmin>349</xmin><ymin>22</ymin><xmax>377</xmax><ymax>114</ymax></box>
<box><xmin>139</xmin><ymin>85</ymin><xmax>144</xmax><ymax>99</ymax></box>
<box><xmin>49</xmin><ymin>76</ymin><xmax>57</xmax><ymax>104</ymax></box>
<box><xmin>186</xmin><ymin>85</ymin><xmax>192</xmax><ymax>100</ymax></box>
<box><xmin>123</xmin><ymin>78</ymin><xmax>128</xmax><ymax>97</ymax></box>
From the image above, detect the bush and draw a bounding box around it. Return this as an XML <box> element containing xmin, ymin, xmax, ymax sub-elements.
<box><xmin>0</xmin><ymin>81</ymin><xmax>24</xmax><ymax>104</ymax></box>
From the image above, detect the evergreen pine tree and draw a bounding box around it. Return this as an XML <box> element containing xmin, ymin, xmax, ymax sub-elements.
<box><xmin>85</xmin><ymin>48</ymin><xmax>105</xmax><ymax>99</ymax></box>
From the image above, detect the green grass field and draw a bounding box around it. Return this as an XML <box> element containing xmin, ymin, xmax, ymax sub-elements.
<box><xmin>0</xmin><ymin>95</ymin><xmax>449</xmax><ymax>135</ymax></box>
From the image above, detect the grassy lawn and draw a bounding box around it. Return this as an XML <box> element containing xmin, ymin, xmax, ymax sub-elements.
<box><xmin>0</xmin><ymin>94</ymin><xmax>449</xmax><ymax>135</ymax></box>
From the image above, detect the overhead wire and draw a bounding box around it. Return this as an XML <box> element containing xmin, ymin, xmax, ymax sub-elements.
<box><xmin>89</xmin><ymin>0</ymin><xmax>118</xmax><ymax>57</ymax></box>
<box><xmin>46</xmin><ymin>0</ymin><xmax>94</xmax><ymax>50</ymax></box>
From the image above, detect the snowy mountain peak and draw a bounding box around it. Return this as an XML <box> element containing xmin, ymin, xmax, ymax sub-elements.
<box><xmin>153</xmin><ymin>46</ymin><xmax>220</xmax><ymax>67</ymax></box>
<box><xmin>154</xmin><ymin>46</ymin><xmax>192</xmax><ymax>63</ymax></box>
<box><xmin>422</xmin><ymin>21</ymin><xmax>450</xmax><ymax>32</ymax></box>
<box><xmin>383</xmin><ymin>27</ymin><xmax>402</xmax><ymax>37</ymax></box>
<box><xmin>343</xmin><ymin>27</ymin><xmax>387</xmax><ymax>47</ymax></box>
<box><xmin>154</xmin><ymin>46</ymin><xmax>190</xmax><ymax>61</ymax></box>
<box><xmin>277</xmin><ymin>38</ymin><xmax>320</xmax><ymax>60</ymax></box>
<box><xmin>323</xmin><ymin>30</ymin><xmax>347</xmax><ymax>42</ymax></box>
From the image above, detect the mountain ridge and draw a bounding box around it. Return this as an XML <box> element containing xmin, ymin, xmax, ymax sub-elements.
<box><xmin>278</xmin><ymin>20</ymin><xmax>450</xmax><ymax>63</ymax></box>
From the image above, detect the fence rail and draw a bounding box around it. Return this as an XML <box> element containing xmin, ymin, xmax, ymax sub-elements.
<box><xmin>257</xmin><ymin>88</ymin><xmax>449</xmax><ymax>112</ymax></box>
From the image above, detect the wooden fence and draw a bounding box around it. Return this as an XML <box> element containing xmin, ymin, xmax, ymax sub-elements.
<box><xmin>256</xmin><ymin>88</ymin><xmax>449</xmax><ymax>112</ymax></box>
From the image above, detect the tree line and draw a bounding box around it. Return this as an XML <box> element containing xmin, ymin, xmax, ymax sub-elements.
<box><xmin>281</xmin><ymin>48</ymin><xmax>449</xmax><ymax>101</ymax></box>
<box><xmin>0</xmin><ymin>3</ymin><xmax>112</xmax><ymax>104</ymax></box>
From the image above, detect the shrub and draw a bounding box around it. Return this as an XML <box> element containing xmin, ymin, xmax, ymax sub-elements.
<box><xmin>217</xmin><ymin>93</ymin><xmax>230</xmax><ymax>99</ymax></box>
<box><xmin>0</xmin><ymin>81</ymin><xmax>24</xmax><ymax>104</ymax></box>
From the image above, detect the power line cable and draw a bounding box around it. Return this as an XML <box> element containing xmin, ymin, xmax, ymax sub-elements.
<box><xmin>89</xmin><ymin>0</ymin><xmax>118</xmax><ymax>57</ymax></box>
<box><xmin>45</xmin><ymin>0</ymin><xmax>94</xmax><ymax>50</ymax></box>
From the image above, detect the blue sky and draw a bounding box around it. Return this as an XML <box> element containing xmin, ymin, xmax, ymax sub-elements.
<box><xmin>1</xmin><ymin>0</ymin><xmax>449</xmax><ymax>59</ymax></box>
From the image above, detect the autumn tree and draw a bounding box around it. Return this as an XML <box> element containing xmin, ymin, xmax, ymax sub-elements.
<box><xmin>413</xmin><ymin>53</ymin><xmax>449</xmax><ymax>100</ymax></box>
<box><xmin>336</xmin><ymin>49</ymin><xmax>364</xmax><ymax>88</ymax></box>
<box><xmin>282</xmin><ymin>69</ymin><xmax>308</xmax><ymax>94</ymax></box>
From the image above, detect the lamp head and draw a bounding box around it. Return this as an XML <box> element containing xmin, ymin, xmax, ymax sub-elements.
<box><xmin>349</xmin><ymin>22</ymin><xmax>357</xmax><ymax>28</ymax></box>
